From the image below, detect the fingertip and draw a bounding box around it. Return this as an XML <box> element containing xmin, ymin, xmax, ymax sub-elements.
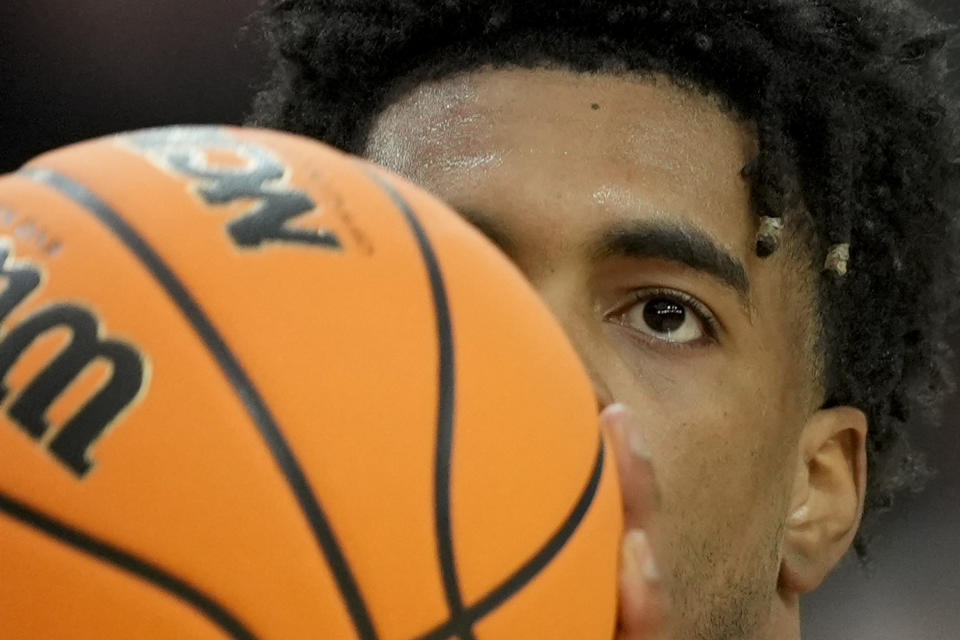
<box><xmin>599</xmin><ymin>403</ymin><xmax>628</xmax><ymax>447</ymax></box>
<box><xmin>600</xmin><ymin>402</ymin><xmax>631</xmax><ymax>423</ymax></box>
<box><xmin>618</xmin><ymin>529</ymin><xmax>667</xmax><ymax>637</ymax></box>
<box><xmin>600</xmin><ymin>404</ymin><xmax>649</xmax><ymax>458</ymax></box>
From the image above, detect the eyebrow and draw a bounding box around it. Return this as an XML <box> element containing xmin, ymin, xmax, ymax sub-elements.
<box><xmin>456</xmin><ymin>207</ymin><xmax>750</xmax><ymax>305</ymax></box>
<box><xmin>456</xmin><ymin>208</ymin><xmax>516</xmax><ymax>255</ymax></box>
<box><xmin>592</xmin><ymin>220</ymin><xmax>751</xmax><ymax>302</ymax></box>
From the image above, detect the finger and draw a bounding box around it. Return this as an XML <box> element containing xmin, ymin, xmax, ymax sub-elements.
<box><xmin>617</xmin><ymin>529</ymin><xmax>668</xmax><ymax>639</ymax></box>
<box><xmin>599</xmin><ymin>403</ymin><xmax>660</xmax><ymax>530</ymax></box>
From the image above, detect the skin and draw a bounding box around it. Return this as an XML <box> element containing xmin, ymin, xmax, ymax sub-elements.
<box><xmin>366</xmin><ymin>67</ymin><xmax>868</xmax><ymax>640</ymax></box>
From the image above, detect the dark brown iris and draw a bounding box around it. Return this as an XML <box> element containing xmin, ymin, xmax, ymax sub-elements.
<box><xmin>643</xmin><ymin>298</ymin><xmax>686</xmax><ymax>334</ymax></box>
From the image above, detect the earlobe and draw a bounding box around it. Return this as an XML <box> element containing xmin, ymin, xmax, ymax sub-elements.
<box><xmin>780</xmin><ymin>406</ymin><xmax>867</xmax><ymax>594</ymax></box>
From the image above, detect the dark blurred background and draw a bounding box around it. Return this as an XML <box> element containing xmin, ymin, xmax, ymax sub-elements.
<box><xmin>1</xmin><ymin>1</ymin><xmax>957</xmax><ymax>638</ymax></box>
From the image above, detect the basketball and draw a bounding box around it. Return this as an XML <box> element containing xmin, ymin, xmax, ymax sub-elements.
<box><xmin>0</xmin><ymin>126</ymin><xmax>621</xmax><ymax>639</ymax></box>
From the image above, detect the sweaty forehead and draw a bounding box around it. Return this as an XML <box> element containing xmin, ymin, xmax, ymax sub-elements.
<box><xmin>370</xmin><ymin>69</ymin><xmax>751</xmax><ymax>170</ymax></box>
<box><xmin>366</xmin><ymin>67</ymin><xmax>757</xmax><ymax>248</ymax></box>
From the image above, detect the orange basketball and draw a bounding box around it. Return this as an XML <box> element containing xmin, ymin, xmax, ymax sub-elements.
<box><xmin>0</xmin><ymin>126</ymin><xmax>621</xmax><ymax>640</ymax></box>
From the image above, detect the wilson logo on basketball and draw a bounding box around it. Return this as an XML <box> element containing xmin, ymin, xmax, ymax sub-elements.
<box><xmin>0</xmin><ymin>239</ymin><xmax>146</xmax><ymax>477</ymax></box>
<box><xmin>126</xmin><ymin>129</ymin><xmax>343</xmax><ymax>251</ymax></box>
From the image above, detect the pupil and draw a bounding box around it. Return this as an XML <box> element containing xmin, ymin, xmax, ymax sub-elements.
<box><xmin>644</xmin><ymin>298</ymin><xmax>685</xmax><ymax>334</ymax></box>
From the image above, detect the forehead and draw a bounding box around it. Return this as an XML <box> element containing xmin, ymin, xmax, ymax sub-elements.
<box><xmin>367</xmin><ymin>67</ymin><xmax>759</xmax><ymax>259</ymax></box>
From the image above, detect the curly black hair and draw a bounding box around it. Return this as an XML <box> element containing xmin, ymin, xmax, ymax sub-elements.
<box><xmin>250</xmin><ymin>0</ymin><xmax>960</xmax><ymax>554</ymax></box>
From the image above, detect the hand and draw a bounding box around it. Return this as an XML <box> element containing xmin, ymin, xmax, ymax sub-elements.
<box><xmin>600</xmin><ymin>404</ymin><xmax>669</xmax><ymax>640</ymax></box>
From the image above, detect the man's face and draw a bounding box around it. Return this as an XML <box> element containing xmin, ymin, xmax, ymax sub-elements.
<box><xmin>367</xmin><ymin>68</ymin><xmax>822</xmax><ymax>640</ymax></box>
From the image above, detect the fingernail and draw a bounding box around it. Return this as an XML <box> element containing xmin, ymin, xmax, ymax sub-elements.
<box><xmin>601</xmin><ymin>402</ymin><xmax>628</xmax><ymax>421</ymax></box>
<box><xmin>601</xmin><ymin>402</ymin><xmax>628</xmax><ymax>438</ymax></box>
<box><xmin>604</xmin><ymin>404</ymin><xmax>648</xmax><ymax>456</ymax></box>
<box><xmin>642</xmin><ymin>547</ymin><xmax>660</xmax><ymax>583</ymax></box>
<box><xmin>624</xmin><ymin>529</ymin><xmax>659</xmax><ymax>583</ymax></box>
<box><xmin>621</xmin><ymin>411</ymin><xmax>649</xmax><ymax>461</ymax></box>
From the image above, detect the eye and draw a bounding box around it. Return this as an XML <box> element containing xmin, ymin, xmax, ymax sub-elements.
<box><xmin>609</xmin><ymin>289</ymin><xmax>716</xmax><ymax>346</ymax></box>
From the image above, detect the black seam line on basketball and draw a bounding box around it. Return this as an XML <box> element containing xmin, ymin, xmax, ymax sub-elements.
<box><xmin>413</xmin><ymin>439</ymin><xmax>606</xmax><ymax>640</ymax></box>
<box><xmin>361</xmin><ymin>168</ymin><xmax>473</xmax><ymax>640</ymax></box>
<box><xmin>18</xmin><ymin>166</ymin><xmax>380</xmax><ymax>640</ymax></box>
<box><xmin>0</xmin><ymin>491</ymin><xmax>257</xmax><ymax>640</ymax></box>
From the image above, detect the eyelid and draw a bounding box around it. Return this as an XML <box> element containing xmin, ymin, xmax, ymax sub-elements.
<box><xmin>606</xmin><ymin>286</ymin><xmax>721</xmax><ymax>348</ymax></box>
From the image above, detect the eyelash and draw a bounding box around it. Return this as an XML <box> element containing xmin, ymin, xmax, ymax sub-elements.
<box><xmin>613</xmin><ymin>287</ymin><xmax>720</xmax><ymax>346</ymax></box>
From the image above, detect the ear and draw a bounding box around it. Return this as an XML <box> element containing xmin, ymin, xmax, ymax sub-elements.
<box><xmin>779</xmin><ymin>406</ymin><xmax>867</xmax><ymax>594</ymax></box>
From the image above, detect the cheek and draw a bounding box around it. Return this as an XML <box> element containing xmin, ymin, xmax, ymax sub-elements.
<box><xmin>604</xmin><ymin>344</ymin><xmax>790</xmax><ymax>519</ymax></box>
